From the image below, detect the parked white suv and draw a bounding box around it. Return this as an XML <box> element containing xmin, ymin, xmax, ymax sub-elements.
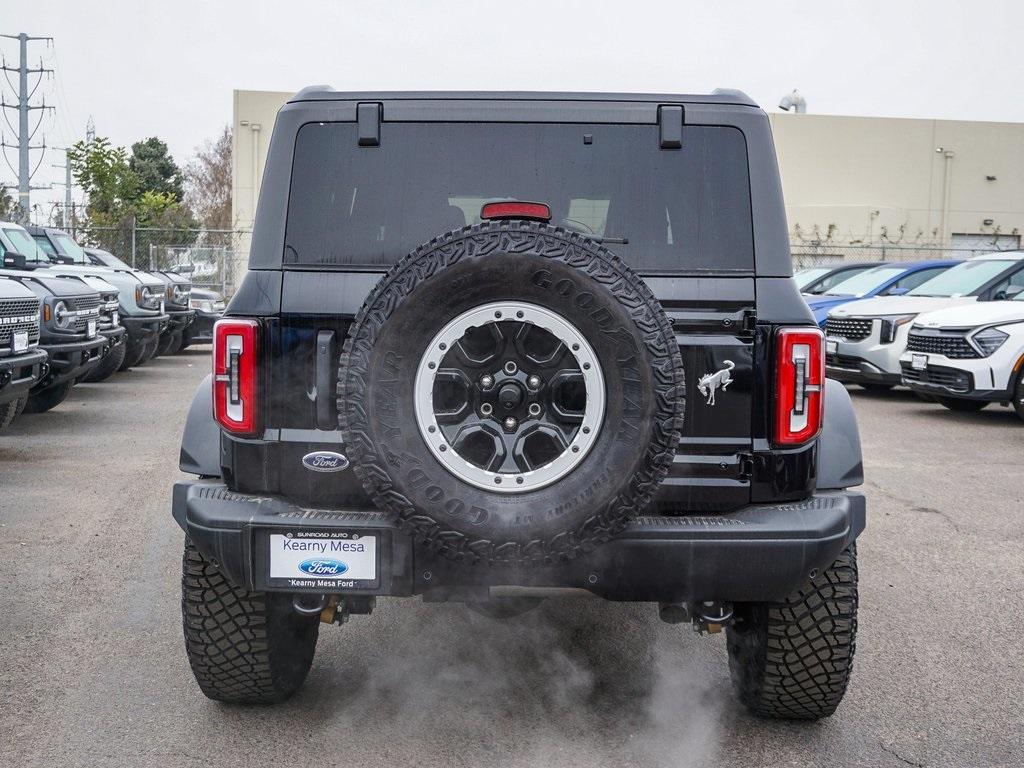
<box><xmin>824</xmin><ymin>252</ymin><xmax>1024</xmax><ymax>390</ymax></box>
<box><xmin>900</xmin><ymin>292</ymin><xmax>1024</xmax><ymax>419</ymax></box>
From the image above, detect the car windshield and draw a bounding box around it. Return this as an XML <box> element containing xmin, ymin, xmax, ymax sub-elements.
<box><xmin>824</xmin><ymin>266</ymin><xmax>905</xmax><ymax>297</ymax></box>
<box><xmin>51</xmin><ymin>231</ymin><xmax>90</xmax><ymax>264</ymax></box>
<box><xmin>91</xmin><ymin>250</ymin><xmax>134</xmax><ymax>270</ymax></box>
<box><xmin>285</xmin><ymin>122</ymin><xmax>754</xmax><ymax>272</ymax></box>
<box><xmin>908</xmin><ymin>259</ymin><xmax>1017</xmax><ymax>297</ymax></box>
<box><xmin>3</xmin><ymin>227</ymin><xmax>48</xmax><ymax>262</ymax></box>
<box><xmin>794</xmin><ymin>267</ymin><xmax>830</xmax><ymax>290</ymax></box>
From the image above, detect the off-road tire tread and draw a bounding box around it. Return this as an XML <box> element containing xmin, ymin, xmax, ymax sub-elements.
<box><xmin>338</xmin><ymin>220</ymin><xmax>684</xmax><ymax>566</ymax></box>
<box><xmin>726</xmin><ymin>545</ymin><xmax>858</xmax><ymax>720</ymax></box>
<box><xmin>24</xmin><ymin>381</ymin><xmax>73</xmax><ymax>414</ymax></box>
<box><xmin>180</xmin><ymin>538</ymin><xmax>319</xmax><ymax>704</ymax></box>
<box><xmin>83</xmin><ymin>340</ymin><xmax>127</xmax><ymax>382</ymax></box>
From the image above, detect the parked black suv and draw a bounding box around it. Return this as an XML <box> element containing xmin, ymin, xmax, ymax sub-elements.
<box><xmin>0</xmin><ymin>275</ymin><xmax>47</xmax><ymax>430</ymax></box>
<box><xmin>147</xmin><ymin>268</ymin><xmax>195</xmax><ymax>356</ymax></box>
<box><xmin>173</xmin><ymin>89</ymin><xmax>865</xmax><ymax>719</ymax></box>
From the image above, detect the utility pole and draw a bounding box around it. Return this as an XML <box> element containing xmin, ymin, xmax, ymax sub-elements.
<box><xmin>0</xmin><ymin>32</ymin><xmax>54</xmax><ymax>223</ymax></box>
<box><xmin>52</xmin><ymin>147</ymin><xmax>73</xmax><ymax>231</ymax></box>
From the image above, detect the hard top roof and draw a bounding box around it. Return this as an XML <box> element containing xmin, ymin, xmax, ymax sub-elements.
<box><xmin>288</xmin><ymin>86</ymin><xmax>758</xmax><ymax>108</ymax></box>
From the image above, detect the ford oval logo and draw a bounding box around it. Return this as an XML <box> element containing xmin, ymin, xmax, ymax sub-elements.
<box><xmin>302</xmin><ymin>451</ymin><xmax>350</xmax><ymax>472</ymax></box>
<box><xmin>298</xmin><ymin>558</ymin><xmax>348</xmax><ymax>576</ymax></box>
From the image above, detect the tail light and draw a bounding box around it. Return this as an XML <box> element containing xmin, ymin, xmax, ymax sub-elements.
<box><xmin>774</xmin><ymin>326</ymin><xmax>824</xmax><ymax>446</ymax></box>
<box><xmin>213</xmin><ymin>318</ymin><xmax>259</xmax><ymax>436</ymax></box>
<box><xmin>480</xmin><ymin>201</ymin><xmax>552</xmax><ymax>222</ymax></box>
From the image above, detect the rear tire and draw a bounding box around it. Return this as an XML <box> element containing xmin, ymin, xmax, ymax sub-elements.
<box><xmin>726</xmin><ymin>546</ymin><xmax>859</xmax><ymax>720</ymax></box>
<box><xmin>181</xmin><ymin>538</ymin><xmax>320</xmax><ymax>704</ymax></box>
<box><xmin>24</xmin><ymin>381</ymin><xmax>74</xmax><ymax>414</ymax></box>
<box><xmin>935</xmin><ymin>396</ymin><xmax>986</xmax><ymax>412</ymax></box>
<box><xmin>83</xmin><ymin>341</ymin><xmax>127</xmax><ymax>383</ymax></box>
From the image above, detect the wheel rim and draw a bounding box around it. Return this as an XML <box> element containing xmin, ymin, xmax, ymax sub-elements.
<box><xmin>414</xmin><ymin>301</ymin><xmax>605</xmax><ymax>493</ymax></box>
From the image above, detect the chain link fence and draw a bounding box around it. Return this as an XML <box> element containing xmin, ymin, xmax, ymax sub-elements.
<box><xmin>78</xmin><ymin>225</ymin><xmax>250</xmax><ymax>295</ymax></box>
<box><xmin>790</xmin><ymin>243</ymin><xmax>1019</xmax><ymax>269</ymax></box>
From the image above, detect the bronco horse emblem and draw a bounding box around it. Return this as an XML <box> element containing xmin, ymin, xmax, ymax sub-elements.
<box><xmin>697</xmin><ymin>360</ymin><xmax>735</xmax><ymax>406</ymax></box>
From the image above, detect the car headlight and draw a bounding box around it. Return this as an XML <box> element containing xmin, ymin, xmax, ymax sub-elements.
<box><xmin>189</xmin><ymin>298</ymin><xmax>215</xmax><ymax>313</ymax></box>
<box><xmin>878</xmin><ymin>314</ymin><xmax>917</xmax><ymax>344</ymax></box>
<box><xmin>52</xmin><ymin>300</ymin><xmax>74</xmax><ymax>330</ymax></box>
<box><xmin>970</xmin><ymin>327</ymin><xmax>1009</xmax><ymax>357</ymax></box>
<box><xmin>136</xmin><ymin>285</ymin><xmax>160</xmax><ymax>310</ymax></box>
<box><xmin>173</xmin><ymin>285</ymin><xmax>190</xmax><ymax>303</ymax></box>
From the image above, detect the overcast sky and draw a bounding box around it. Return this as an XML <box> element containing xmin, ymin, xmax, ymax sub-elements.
<box><xmin>7</xmin><ymin>0</ymin><xmax>1024</xmax><ymax>214</ymax></box>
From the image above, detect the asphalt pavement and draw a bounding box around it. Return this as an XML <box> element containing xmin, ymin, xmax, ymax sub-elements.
<box><xmin>1</xmin><ymin>350</ymin><xmax>1021</xmax><ymax>767</ymax></box>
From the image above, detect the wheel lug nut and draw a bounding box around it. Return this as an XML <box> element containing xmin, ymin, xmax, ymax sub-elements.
<box><xmin>528</xmin><ymin>403</ymin><xmax>542</xmax><ymax>417</ymax></box>
<box><xmin>527</xmin><ymin>375</ymin><xmax>541</xmax><ymax>389</ymax></box>
<box><xmin>504</xmin><ymin>416</ymin><xmax>517</xmax><ymax>431</ymax></box>
<box><xmin>503</xmin><ymin>361</ymin><xmax>518</xmax><ymax>375</ymax></box>
<box><xmin>480</xmin><ymin>374</ymin><xmax>494</xmax><ymax>389</ymax></box>
<box><xmin>480</xmin><ymin>403</ymin><xmax>493</xmax><ymax>416</ymax></box>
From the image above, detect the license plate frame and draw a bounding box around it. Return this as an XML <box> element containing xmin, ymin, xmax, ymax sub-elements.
<box><xmin>87</xmin><ymin>319</ymin><xmax>97</xmax><ymax>338</ymax></box>
<box><xmin>12</xmin><ymin>331</ymin><xmax>28</xmax><ymax>353</ymax></box>
<box><xmin>259</xmin><ymin>529</ymin><xmax>381</xmax><ymax>592</ymax></box>
<box><xmin>911</xmin><ymin>354</ymin><xmax>928</xmax><ymax>371</ymax></box>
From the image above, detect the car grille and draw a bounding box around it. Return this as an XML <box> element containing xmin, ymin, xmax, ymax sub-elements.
<box><xmin>825</xmin><ymin>317</ymin><xmax>873</xmax><ymax>342</ymax></box>
<box><xmin>901</xmin><ymin>363</ymin><xmax>973</xmax><ymax>393</ymax></box>
<box><xmin>0</xmin><ymin>297</ymin><xmax>41</xmax><ymax>351</ymax></box>
<box><xmin>68</xmin><ymin>295</ymin><xmax>101</xmax><ymax>333</ymax></box>
<box><xmin>98</xmin><ymin>297</ymin><xmax>119</xmax><ymax>330</ymax></box>
<box><xmin>906</xmin><ymin>330</ymin><xmax>978</xmax><ymax>359</ymax></box>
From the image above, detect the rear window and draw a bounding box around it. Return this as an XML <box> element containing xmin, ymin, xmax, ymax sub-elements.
<box><xmin>284</xmin><ymin>122</ymin><xmax>753</xmax><ymax>272</ymax></box>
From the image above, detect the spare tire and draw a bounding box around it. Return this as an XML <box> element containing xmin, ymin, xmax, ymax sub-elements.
<box><xmin>339</xmin><ymin>221</ymin><xmax>684</xmax><ymax>565</ymax></box>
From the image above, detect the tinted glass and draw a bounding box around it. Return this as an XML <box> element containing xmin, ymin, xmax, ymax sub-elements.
<box><xmin>32</xmin><ymin>235</ymin><xmax>58</xmax><ymax>258</ymax></box>
<box><xmin>804</xmin><ymin>265</ymin><xmax>874</xmax><ymax>294</ymax></box>
<box><xmin>285</xmin><ymin>122</ymin><xmax>753</xmax><ymax>271</ymax></box>
<box><xmin>794</xmin><ymin>267</ymin><xmax>830</xmax><ymax>290</ymax></box>
<box><xmin>4</xmin><ymin>228</ymin><xmax>46</xmax><ymax>261</ymax></box>
<box><xmin>908</xmin><ymin>260</ymin><xmax>1017</xmax><ymax>296</ymax></box>
<box><xmin>825</xmin><ymin>266</ymin><xmax>905</xmax><ymax>296</ymax></box>
<box><xmin>51</xmin><ymin>231</ymin><xmax>89</xmax><ymax>263</ymax></box>
<box><xmin>888</xmin><ymin>266</ymin><xmax>950</xmax><ymax>293</ymax></box>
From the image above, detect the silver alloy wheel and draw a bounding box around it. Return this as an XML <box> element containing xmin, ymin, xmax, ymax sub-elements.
<box><xmin>414</xmin><ymin>301</ymin><xmax>605</xmax><ymax>493</ymax></box>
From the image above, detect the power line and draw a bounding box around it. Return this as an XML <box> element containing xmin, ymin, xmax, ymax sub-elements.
<box><xmin>0</xmin><ymin>32</ymin><xmax>54</xmax><ymax>223</ymax></box>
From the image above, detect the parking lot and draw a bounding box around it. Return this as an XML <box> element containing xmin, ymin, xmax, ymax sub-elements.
<box><xmin>1</xmin><ymin>349</ymin><xmax>1021</xmax><ymax>768</ymax></box>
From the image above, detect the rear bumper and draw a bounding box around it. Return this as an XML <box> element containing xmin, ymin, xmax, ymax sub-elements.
<box><xmin>35</xmin><ymin>335</ymin><xmax>107</xmax><ymax>389</ymax></box>
<box><xmin>0</xmin><ymin>347</ymin><xmax>48</xmax><ymax>404</ymax></box>
<box><xmin>171</xmin><ymin>481</ymin><xmax>865</xmax><ymax>604</ymax></box>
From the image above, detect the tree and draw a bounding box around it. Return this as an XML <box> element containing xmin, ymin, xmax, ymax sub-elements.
<box><xmin>184</xmin><ymin>126</ymin><xmax>232</xmax><ymax>230</ymax></box>
<box><xmin>0</xmin><ymin>186</ymin><xmax>20</xmax><ymax>221</ymax></box>
<box><xmin>130</xmin><ymin>137</ymin><xmax>185</xmax><ymax>201</ymax></box>
<box><xmin>69</xmin><ymin>135</ymin><xmax>197</xmax><ymax>261</ymax></box>
<box><xmin>67</xmin><ymin>137</ymin><xmax>138</xmax><ymax>224</ymax></box>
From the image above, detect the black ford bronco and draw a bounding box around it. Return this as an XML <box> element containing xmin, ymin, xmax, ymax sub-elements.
<box><xmin>173</xmin><ymin>89</ymin><xmax>865</xmax><ymax>720</ymax></box>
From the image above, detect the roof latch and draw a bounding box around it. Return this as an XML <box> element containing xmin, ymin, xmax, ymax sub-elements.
<box><xmin>658</xmin><ymin>105</ymin><xmax>683</xmax><ymax>149</ymax></box>
<box><xmin>357</xmin><ymin>102</ymin><xmax>382</xmax><ymax>147</ymax></box>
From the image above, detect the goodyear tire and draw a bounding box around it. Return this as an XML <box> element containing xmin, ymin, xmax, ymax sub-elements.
<box><xmin>181</xmin><ymin>538</ymin><xmax>319</xmax><ymax>704</ymax></box>
<box><xmin>83</xmin><ymin>340</ymin><xmax>127</xmax><ymax>383</ymax></box>
<box><xmin>338</xmin><ymin>221</ymin><xmax>684</xmax><ymax>565</ymax></box>
<box><xmin>24</xmin><ymin>381</ymin><xmax>73</xmax><ymax>414</ymax></box>
<box><xmin>726</xmin><ymin>545</ymin><xmax>859</xmax><ymax>720</ymax></box>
